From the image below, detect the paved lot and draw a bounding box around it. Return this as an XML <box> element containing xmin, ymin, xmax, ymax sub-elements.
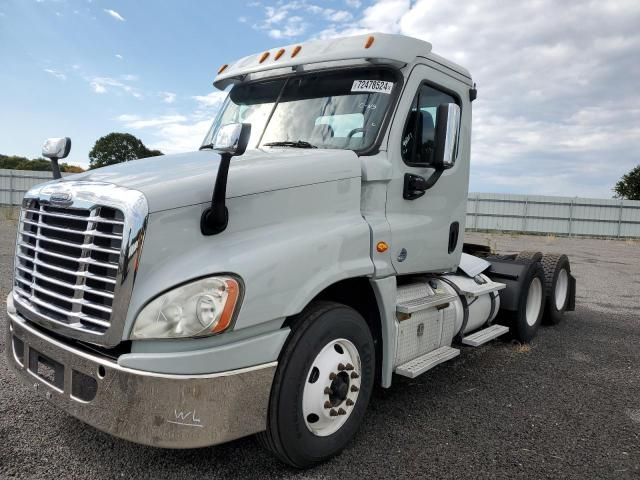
<box><xmin>1</xmin><ymin>221</ymin><xmax>639</xmax><ymax>479</ymax></box>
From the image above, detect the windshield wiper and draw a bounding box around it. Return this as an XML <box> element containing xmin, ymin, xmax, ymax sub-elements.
<box><xmin>263</xmin><ymin>140</ymin><xmax>317</xmax><ymax>149</ymax></box>
<box><xmin>199</xmin><ymin>143</ymin><xmax>214</xmax><ymax>150</ymax></box>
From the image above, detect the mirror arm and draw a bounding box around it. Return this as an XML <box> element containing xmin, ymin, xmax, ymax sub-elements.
<box><xmin>423</xmin><ymin>169</ymin><xmax>443</xmax><ymax>189</ymax></box>
<box><xmin>50</xmin><ymin>158</ymin><xmax>62</xmax><ymax>180</ymax></box>
<box><xmin>200</xmin><ymin>152</ymin><xmax>232</xmax><ymax>236</ymax></box>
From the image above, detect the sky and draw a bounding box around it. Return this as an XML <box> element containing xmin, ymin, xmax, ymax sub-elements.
<box><xmin>1</xmin><ymin>0</ymin><xmax>639</xmax><ymax>198</ymax></box>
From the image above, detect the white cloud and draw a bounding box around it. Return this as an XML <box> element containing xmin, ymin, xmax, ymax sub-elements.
<box><xmin>115</xmin><ymin>54</ymin><xmax>123</xmax><ymax>59</ymax></box>
<box><xmin>268</xmin><ymin>17</ymin><xmax>306</xmax><ymax>39</ymax></box>
<box><xmin>104</xmin><ymin>9</ymin><xmax>125</xmax><ymax>21</ymax></box>
<box><xmin>192</xmin><ymin>91</ymin><xmax>228</xmax><ymax>109</ymax></box>
<box><xmin>88</xmin><ymin>76</ymin><xmax>142</xmax><ymax>98</ymax></box>
<box><xmin>160</xmin><ymin>91</ymin><xmax>177</xmax><ymax>104</ymax></box>
<box><xmin>326</xmin><ymin>10</ymin><xmax>353</xmax><ymax>23</ymax></box>
<box><xmin>254</xmin><ymin>2</ymin><xmax>355</xmax><ymax>39</ymax></box>
<box><xmin>118</xmin><ymin>114</ymin><xmax>188</xmax><ymax>129</ymax></box>
<box><xmin>91</xmin><ymin>81</ymin><xmax>107</xmax><ymax>93</ymax></box>
<box><xmin>115</xmin><ymin>91</ymin><xmax>228</xmax><ymax>154</ymax></box>
<box><xmin>150</xmin><ymin>119</ymin><xmax>214</xmax><ymax>153</ymax></box>
<box><xmin>44</xmin><ymin>68</ymin><xmax>66</xmax><ymax>80</ymax></box>
<box><xmin>312</xmin><ymin>0</ymin><xmax>640</xmax><ymax>197</ymax></box>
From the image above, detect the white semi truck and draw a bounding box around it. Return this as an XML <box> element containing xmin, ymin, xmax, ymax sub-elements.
<box><xmin>6</xmin><ymin>33</ymin><xmax>575</xmax><ymax>468</ymax></box>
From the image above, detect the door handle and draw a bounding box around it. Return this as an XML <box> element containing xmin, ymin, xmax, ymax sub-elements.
<box><xmin>403</xmin><ymin>171</ymin><xmax>444</xmax><ymax>200</ymax></box>
<box><xmin>403</xmin><ymin>173</ymin><xmax>427</xmax><ymax>200</ymax></box>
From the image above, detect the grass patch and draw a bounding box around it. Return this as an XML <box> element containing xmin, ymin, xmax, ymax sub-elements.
<box><xmin>512</xmin><ymin>342</ymin><xmax>531</xmax><ymax>353</ymax></box>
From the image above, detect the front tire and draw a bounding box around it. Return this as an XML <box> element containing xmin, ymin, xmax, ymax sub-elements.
<box><xmin>257</xmin><ymin>302</ymin><xmax>375</xmax><ymax>468</ymax></box>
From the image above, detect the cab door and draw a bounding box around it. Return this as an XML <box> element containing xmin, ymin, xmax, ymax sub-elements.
<box><xmin>385</xmin><ymin>64</ymin><xmax>471</xmax><ymax>275</ymax></box>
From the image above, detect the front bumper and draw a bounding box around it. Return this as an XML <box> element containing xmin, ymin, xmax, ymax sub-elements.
<box><xmin>6</xmin><ymin>310</ymin><xmax>276</xmax><ymax>449</ymax></box>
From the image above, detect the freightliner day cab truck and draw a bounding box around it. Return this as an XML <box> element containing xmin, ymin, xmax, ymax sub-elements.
<box><xmin>6</xmin><ymin>33</ymin><xmax>576</xmax><ymax>468</ymax></box>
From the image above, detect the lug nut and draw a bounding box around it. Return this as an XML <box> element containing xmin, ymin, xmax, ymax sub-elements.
<box><xmin>330</xmin><ymin>408</ymin><xmax>338</xmax><ymax>417</ymax></box>
<box><xmin>350</xmin><ymin>372</ymin><xmax>359</xmax><ymax>379</ymax></box>
<box><xmin>324</xmin><ymin>401</ymin><xmax>332</xmax><ymax>409</ymax></box>
<box><xmin>345</xmin><ymin>363</ymin><xmax>354</xmax><ymax>371</ymax></box>
<box><xmin>346</xmin><ymin>399</ymin><xmax>354</xmax><ymax>406</ymax></box>
<box><xmin>329</xmin><ymin>372</ymin><xmax>337</xmax><ymax>380</ymax></box>
<box><xmin>338</xmin><ymin>363</ymin><xmax>346</xmax><ymax>371</ymax></box>
<box><xmin>324</xmin><ymin>387</ymin><xmax>333</xmax><ymax>395</ymax></box>
<box><xmin>350</xmin><ymin>385</ymin><xmax>359</xmax><ymax>392</ymax></box>
<box><xmin>338</xmin><ymin>408</ymin><xmax>347</xmax><ymax>416</ymax></box>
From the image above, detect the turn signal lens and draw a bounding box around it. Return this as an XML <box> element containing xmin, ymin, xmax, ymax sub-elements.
<box><xmin>213</xmin><ymin>278</ymin><xmax>240</xmax><ymax>334</ymax></box>
<box><xmin>376</xmin><ymin>241</ymin><xmax>389</xmax><ymax>253</ymax></box>
<box><xmin>365</xmin><ymin>35</ymin><xmax>375</xmax><ymax>48</ymax></box>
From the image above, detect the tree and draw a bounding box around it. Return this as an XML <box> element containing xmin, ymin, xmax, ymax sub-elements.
<box><xmin>613</xmin><ymin>165</ymin><xmax>640</xmax><ymax>201</ymax></box>
<box><xmin>89</xmin><ymin>133</ymin><xmax>163</xmax><ymax>169</ymax></box>
<box><xmin>0</xmin><ymin>154</ymin><xmax>84</xmax><ymax>173</ymax></box>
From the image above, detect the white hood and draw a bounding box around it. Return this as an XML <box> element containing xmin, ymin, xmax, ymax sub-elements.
<box><xmin>56</xmin><ymin>148</ymin><xmax>361</xmax><ymax>212</ymax></box>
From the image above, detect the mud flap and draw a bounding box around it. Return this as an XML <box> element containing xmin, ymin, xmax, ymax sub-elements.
<box><xmin>566</xmin><ymin>273</ymin><xmax>577</xmax><ymax>311</ymax></box>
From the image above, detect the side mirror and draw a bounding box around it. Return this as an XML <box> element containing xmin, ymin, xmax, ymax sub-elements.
<box><xmin>433</xmin><ymin>103</ymin><xmax>460</xmax><ymax>170</ymax></box>
<box><xmin>201</xmin><ymin>123</ymin><xmax>252</xmax><ymax>236</ymax></box>
<box><xmin>42</xmin><ymin>137</ymin><xmax>71</xmax><ymax>179</ymax></box>
<box><xmin>213</xmin><ymin>123</ymin><xmax>251</xmax><ymax>156</ymax></box>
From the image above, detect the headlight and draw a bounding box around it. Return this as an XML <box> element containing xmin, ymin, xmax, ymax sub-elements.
<box><xmin>130</xmin><ymin>276</ymin><xmax>240</xmax><ymax>340</ymax></box>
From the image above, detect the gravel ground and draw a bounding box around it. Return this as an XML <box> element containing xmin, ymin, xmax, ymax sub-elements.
<box><xmin>1</xmin><ymin>221</ymin><xmax>639</xmax><ymax>479</ymax></box>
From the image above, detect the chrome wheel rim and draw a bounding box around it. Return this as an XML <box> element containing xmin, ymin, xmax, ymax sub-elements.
<box><xmin>525</xmin><ymin>277</ymin><xmax>543</xmax><ymax>327</ymax></box>
<box><xmin>555</xmin><ymin>268</ymin><xmax>569</xmax><ymax>310</ymax></box>
<box><xmin>302</xmin><ymin>338</ymin><xmax>361</xmax><ymax>437</ymax></box>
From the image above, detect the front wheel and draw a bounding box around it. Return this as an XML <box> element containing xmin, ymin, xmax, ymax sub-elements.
<box><xmin>257</xmin><ymin>302</ymin><xmax>375</xmax><ymax>468</ymax></box>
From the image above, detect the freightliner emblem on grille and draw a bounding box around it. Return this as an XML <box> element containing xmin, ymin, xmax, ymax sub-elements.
<box><xmin>49</xmin><ymin>192</ymin><xmax>73</xmax><ymax>206</ymax></box>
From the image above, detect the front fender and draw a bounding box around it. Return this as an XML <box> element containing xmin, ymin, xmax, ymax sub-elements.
<box><xmin>123</xmin><ymin>177</ymin><xmax>373</xmax><ymax>342</ymax></box>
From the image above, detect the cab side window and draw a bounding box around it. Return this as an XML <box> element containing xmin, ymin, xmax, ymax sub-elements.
<box><xmin>401</xmin><ymin>84</ymin><xmax>458</xmax><ymax>165</ymax></box>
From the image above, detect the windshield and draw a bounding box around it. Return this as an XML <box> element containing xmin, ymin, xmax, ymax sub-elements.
<box><xmin>202</xmin><ymin>68</ymin><xmax>398</xmax><ymax>152</ymax></box>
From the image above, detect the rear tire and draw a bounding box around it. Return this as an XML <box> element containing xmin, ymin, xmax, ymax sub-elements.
<box><xmin>501</xmin><ymin>261</ymin><xmax>546</xmax><ymax>342</ymax></box>
<box><xmin>257</xmin><ymin>301</ymin><xmax>375</xmax><ymax>468</ymax></box>
<box><xmin>516</xmin><ymin>250</ymin><xmax>543</xmax><ymax>263</ymax></box>
<box><xmin>540</xmin><ymin>254</ymin><xmax>571</xmax><ymax>325</ymax></box>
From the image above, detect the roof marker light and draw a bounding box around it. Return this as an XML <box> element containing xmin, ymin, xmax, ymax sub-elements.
<box><xmin>274</xmin><ymin>48</ymin><xmax>285</xmax><ymax>60</ymax></box>
<box><xmin>217</xmin><ymin>64</ymin><xmax>229</xmax><ymax>74</ymax></box>
<box><xmin>291</xmin><ymin>45</ymin><xmax>302</xmax><ymax>58</ymax></box>
<box><xmin>365</xmin><ymin>35</ymin><xmax>375</xmax><ymax>48</ymax></box>
<box><xmin>259</xmin><ymin>52</ymin><xmax>270</xmax><ymax>63</ymax></box>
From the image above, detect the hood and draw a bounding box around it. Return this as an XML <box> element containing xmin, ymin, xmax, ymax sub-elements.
<box><xmin>58</xmin><ymin>148</ymin><xmax>361</xmax><ymax>212</ymax></box>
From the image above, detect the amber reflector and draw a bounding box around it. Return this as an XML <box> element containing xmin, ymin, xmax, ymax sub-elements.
<box><xmin>291</xmin><ymin>45</ymin><xmax>302</xmax><ymax>58</ymax></box>
<box><xmin>274</xmin><ymin>48</ymin><xmax>285</xmax><ymax>60</ymax></box>
<box><xmin>365</xmin><ymin>35</ymin><xmax>375</xmax><ymax>48</ymax></box>
<box><xmin>217</xmin><ymin>64</ymin><xmax>229</xmax><ymax>74</ymax></box>
<box><xmin>259</xmin><ymin>52</ymin><xmax>270</xmax><ymax>63</ymax></box>
<box><xmin>376</xmin><ymin>241</ymin><xmax>389</xmax><ymax>253</ymax></box>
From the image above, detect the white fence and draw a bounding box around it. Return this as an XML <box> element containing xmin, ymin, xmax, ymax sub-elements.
<box><xmin>2</xmin><ymin>169</ymin><xmax>640</xmax><ymax>238</ymax></box>
<box><xmin>0</xmin><ymin>169</ymin><xmax>70</xmax><ymax>206</ymax></box>
<box><xmin>466</xmin><ymin>193</ymin><xmax>640</xmax><ymax>238</ymax></box>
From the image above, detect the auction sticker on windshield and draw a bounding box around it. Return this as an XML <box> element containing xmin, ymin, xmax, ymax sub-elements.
<box><xmin>351</xmin><ymin>80</ymin><xmax>394</xmax><ymax>94</ymax></box>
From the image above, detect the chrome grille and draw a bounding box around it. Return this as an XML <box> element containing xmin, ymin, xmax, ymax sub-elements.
<box><xmin>14</xmin><ymin>201</ymin><xmax>124</xmax><ymax>333</ymax></box>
